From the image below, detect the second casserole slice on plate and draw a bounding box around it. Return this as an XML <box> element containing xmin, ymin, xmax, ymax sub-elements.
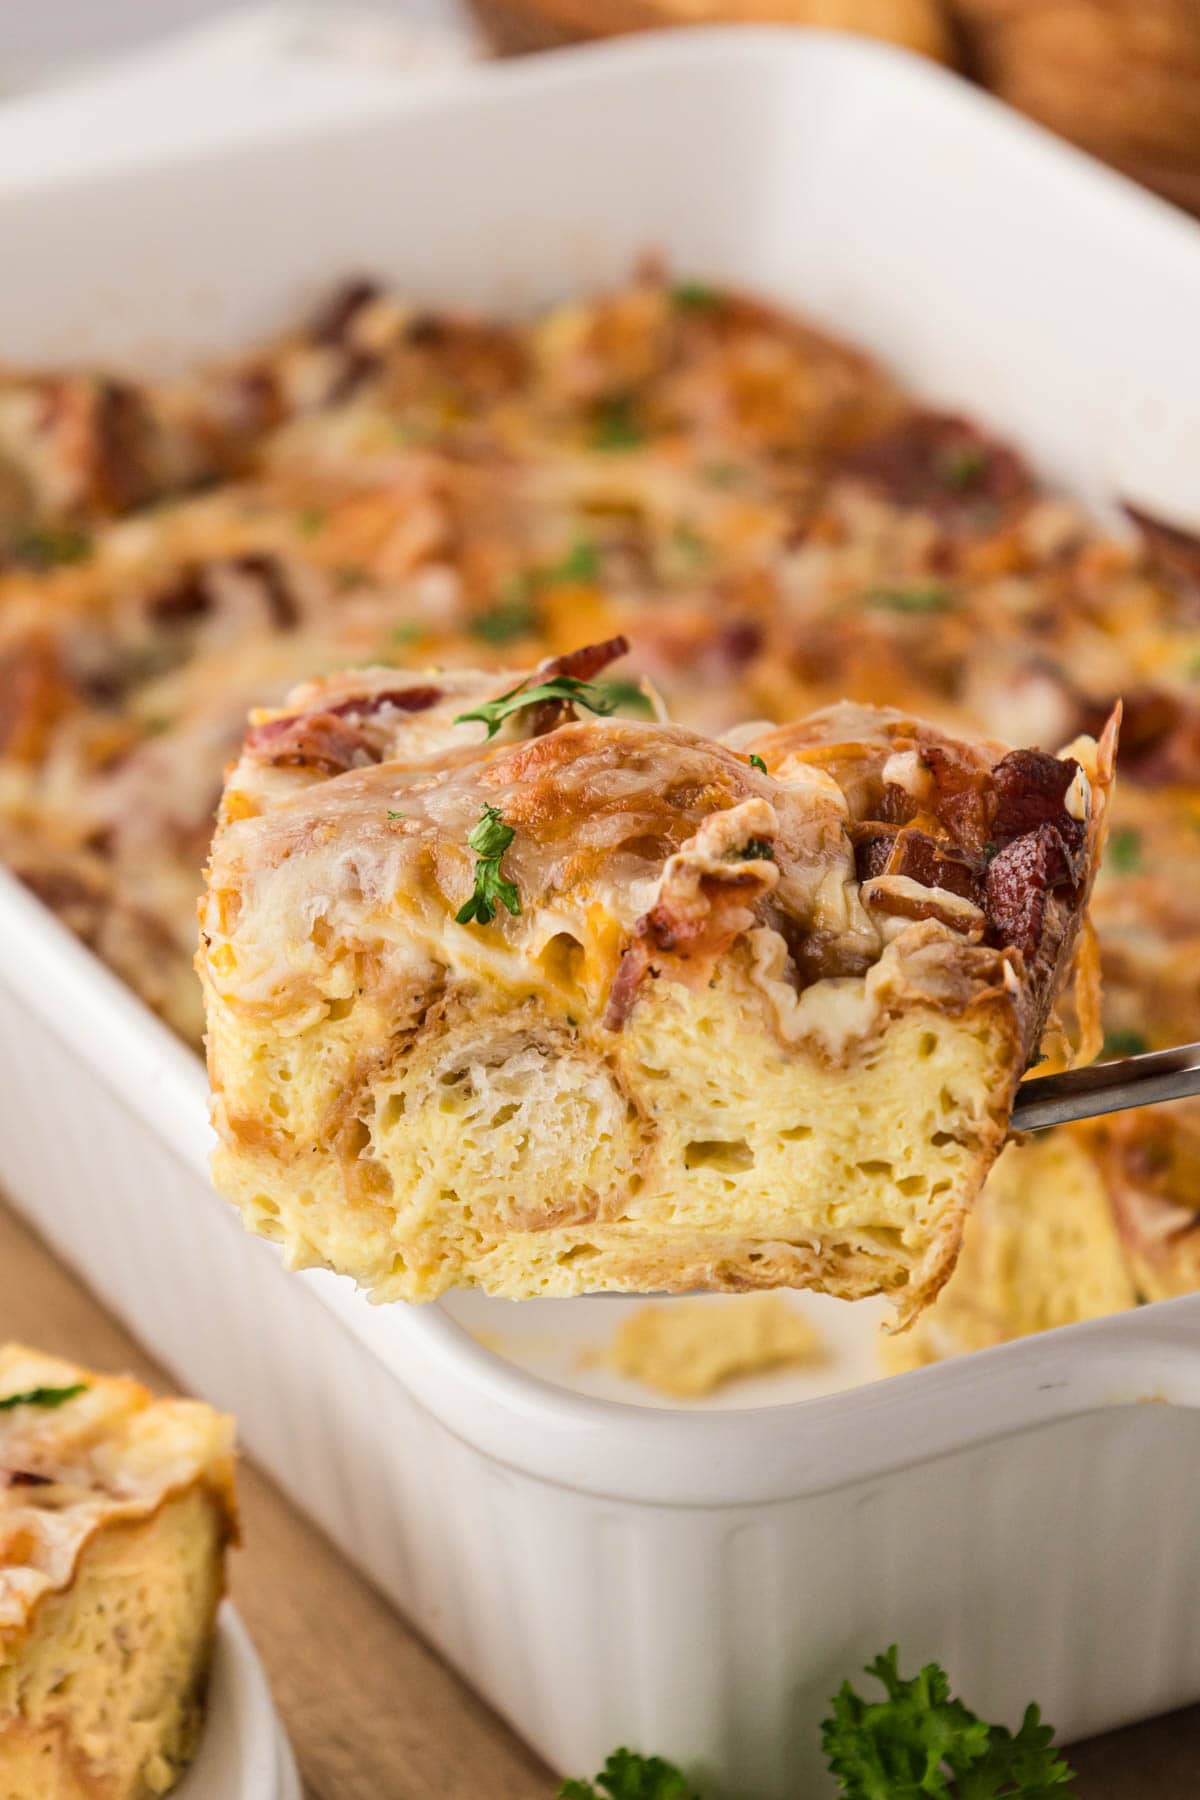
<box><xmin>199</xmin><ymin>639</ymin><xmax>1115</xmax><ymax>1322</ymax></box>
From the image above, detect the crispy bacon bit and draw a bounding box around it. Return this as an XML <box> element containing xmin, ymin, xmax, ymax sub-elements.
<box><xmin>230</xmin><ymin>552</ymin><xmax>300</xmax><ymax>632</ymax></box>
<box><xmin>1124</xmin><ymin>500</ymin><xmax>1200</xmax><ymax>602</ymax></box>
<box><xmin>325</xmin><ymin>685</ymin><xmax>442</xmax><ymax>721</ymax></box>
<box><xmin>604</xmin><ymin>799</ymin><xmax>777</xmax><ymax>1029</ymax></box>
<box><xmin>919</xmin><ymin>746</ymin><xmax>993</xmax><ymax>849</ymax></box>
<box><xmin>854</xmin><ymin>826</ymin><xmax>986</xmax><ymax>903</ymax></box>
<box><xmin>984</xmin><ymin>823</ymin><xmax>1076</xmax><ymax>961</ymax></box>
<box><xmin>525</xmin><ymin>636</ymin><xmax>631</xmax><ymax>737</ymax></box>
<box><xmin>990</xmin><ymin>748</ymin><xmax>1082</xmax><ymax>841</ymax></box>
<box><xmin>92</xmin><ymin>379</ymin><xmax>154</xmax><ymax>514</ymax></box>
<box><xmin>309</xmin><ymin>279</ymin><xmax>381</xmax><ymax>346</ymax></box>
<box><xmin>839</xmin><ymin>410</ymin><xmax>1032</xmax><ymax>521</ymax></box>
<box><xmin>247</xmin><ymin>712</ymin><xmax>379</xmax><ymax>775</ymax></box>
<box><xmin>146</xmin><ymin>567</ymin><xmax>212</xmax><ymax>624</ymax></box>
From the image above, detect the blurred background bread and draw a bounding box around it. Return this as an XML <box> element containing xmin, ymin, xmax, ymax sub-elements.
<box><xmin>469</xmin><ymin>0</ymin><xmax>1200</xmax><ymax>215</ymax></box>
<box><xmin>954</xmin><ymin>0</ymin><xmax>1200</xmax><ymax>214</ymax></box>
<box><xmin>469</xmin><ymin>0</ymin><xmax>954</xmax><ymax>62</ymax></box>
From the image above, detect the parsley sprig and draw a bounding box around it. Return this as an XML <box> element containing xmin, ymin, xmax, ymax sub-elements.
<box><xmin>456</xmin><ymin>676</ymin><xmax>620</xmax><ymax>741</ymax></box>
<box><xmin>823</xmin><ymin>1648</ymin><xmax>1073</xmax><ymax>1799</ymax></box>
<box><xmin>561</xmin><ymin>1749</ymin><xmax>697</xmax><ymax>1800</ymax></box>
<box><xmin>455</xmin><ymin>804</ymin><xmax>521</xmax><ymax>926</ymax></box>
<box><xmin>0</xmin><ymin>1383</ymin><xmax>87</xmax><ymax>1412</ymax></box>
<box><xmin>560</xmin><ymin>1648</ymin><xmax>1074</xmax><ymax>1800</ymax></box>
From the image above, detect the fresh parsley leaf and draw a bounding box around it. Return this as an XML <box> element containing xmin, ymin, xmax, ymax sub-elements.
<box><xmin>593</xmin><ymin>396</ymin><xmax>644</xmax><ymax>453</ymax></box>
<box><xmin>455</xmin><ymin>804</ymin><xmax>520</xmax><ymax>926</ymax></box>
<box><xmin>734</xmin><ymin>838</ymin><xmax>775</xmax><ymax>862</ymax></box>
<box><xmin>1102</xmin><ymin>1028</ymin><xmax>1148</xmax><ymax>1060</ymax></box>
<box><xmin>866</xmin><ymin>587</ymin><xmax>955</xmax><ymax>615</ymax></box>
<box><xmin>545</xmin><ymin>539</ymin><xmax>601</xmax><ymax>584</ymax></box>
<box><xmin>470</xmin><ymin>601</ymin><xmax>538</xmax><ymax>646</ymax></box>
<box><xmin>749</xmin><ymin>753</ymin><xmax>768</xmax><ymax>773</ymax></box>
<box><xmin>559</xmin><ymin>1748</ymin><xmax>698</xmax><ymax>1800</ymax></box>
<box><xmin>0</xmin><ymin>1383</ymin><xmax>87</xmax><ymax>1412</ymax></box>
<box><xmin>297</xmin><ymin>507</ymin><xmax>326</xmax><ymax>536</ymax></box>
<box><xmin>456</xmin><ymin>676</ymin><xmax>619</xmax><ymax>740</ymax></box>
<box><xmin>822</xmin><ymin>1647</ymin><xmax>1073</xmax><ymax>1800</ymax></box>
<box><xmin>390</xmin><ymin>622</ymin><xmax>424</xmax><ymax>646</ymax></box>
<box><xmin>957</xmin><ymin>1707</ymin><xmax>1074</xmax><ymax>1800</ymax></box>
<box><xmin>941</xmin><ymin>446</ymin><xmax>987</xmax><ymax>492</ymax></box>
<box><xmin>671</xmin><ymin>281</ymin><xmax>722</xmax><ymax>312</ymax></box>
<box><xmin>8</xmin><ymin>524</ymin><xmax>92</xmax><ymax>570</ymax></box>
<box><xmin>386</xmin><ymin>810</ymin><xmax>406</xmax><ymax>821</ymax></box>
<box><xmin>1107</xmin><ymin>826</ymin><xmax>1142</xmax><ymax>874</ymax></box>
<box><xmin>593</xmin><ymin>678</ymin><xmax>654</xmax><ymax>719</ymax></box>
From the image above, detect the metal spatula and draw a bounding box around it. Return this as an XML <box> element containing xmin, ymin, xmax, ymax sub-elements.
<box><xmin>1012</xmin><ymin>1040</ymin><xmax>1200</xmax><ymax>1133</ymax></box>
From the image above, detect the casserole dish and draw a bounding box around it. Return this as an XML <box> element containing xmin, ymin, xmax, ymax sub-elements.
<box><xmin>3</xmin><ymin>29</ymin><xmax>1200</xmax><ymax>1794</ymax></box>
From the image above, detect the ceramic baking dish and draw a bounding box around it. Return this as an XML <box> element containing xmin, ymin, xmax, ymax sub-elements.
<box><xmin>4</xmin><ymin>29</ymin><xmax>1200</xmax><ymax>1796</ymax></box>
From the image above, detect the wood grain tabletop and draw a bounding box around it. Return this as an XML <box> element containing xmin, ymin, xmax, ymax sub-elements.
<box><xmin>2</xmin><ymin>1193</ymin><xmax>1197</xmax><ymax>1799</ymax></box>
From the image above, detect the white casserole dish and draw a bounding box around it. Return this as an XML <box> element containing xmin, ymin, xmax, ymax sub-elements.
<box><xmin>3</xmin><ymin>29</ymin><xmax>1200</xmax><ymax>1794</ymax></box>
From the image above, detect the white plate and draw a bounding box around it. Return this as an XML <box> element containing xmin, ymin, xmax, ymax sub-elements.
<box><xmin>178</xmin><ymin>1604</ymin><xmax>299</xmax><ymax>1800</ymax></box>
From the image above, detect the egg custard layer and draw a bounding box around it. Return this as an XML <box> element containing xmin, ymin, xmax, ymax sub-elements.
<box><xmin>0</xmin><ymin>1345</ymin><xmax>236</xmax><ymax>1800</ymax></box>
<box><xmin>200</xmin><ymin>643</ymin><xmax>1114</xmax><ymax>1321</ymax></box>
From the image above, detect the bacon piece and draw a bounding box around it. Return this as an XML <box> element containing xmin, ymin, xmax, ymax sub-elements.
<box><xmin>984</xmin><ymin>823</ymin><xmax>1077</xmax><ymax>961</ymax></box>
<box><xmin>605</xmin><ymin>799</ymin><xmax>778</xmax><ymax>1030</ymax></box>
<box><xmin>990</xmin><ymin>747</ymin><xmax>1085</xmax><ymax>851</ymax></box>
<box><xmin>309</xmin><ymin>279</ymin><xmax>381</xmax><ymax>347</ymax></box>
<box><xmin>525</xmin><ymin>636</ymin><xmax>630</xmax><ymax>737</ymax></box>
<box><xmin>230</xmin><ymin>552</ymin><xmax>299</xmax><ymax>632</ymax></box>
<box><xmin>838</xmin><ymin>409</ymin><xmax>1032</xmax><ymax>521</ymax></box>
<box><xmin>325</xmin><ymin>686</ymin><xmax>442</xmax><ymax>721</ymax></box>
<box><xmin>1124</xmin><ymin>500</ymin><xmax>1200</xmax><ymax>603</ymax></box>
<box><xmin>92</xmin><ymin>379</ymin><xmax>156</xmax><ymax>514</ymax></box>
<box><xmin>920</xmin><ymin>746</ymin><xmax>993</xmax><ymax>850</ymax></box>
<box><xmin>854</xmin><ymin>825</ymin><xmax>986</xmax><ymax>903</ymax></box>
<box><xmin>246</xmin><ymin>712</ymin><xmax>379</xmax><ymax>775</ymax></box>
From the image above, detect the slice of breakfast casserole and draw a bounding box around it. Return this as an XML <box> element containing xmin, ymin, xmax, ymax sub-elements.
<box><xmin>0</xmin><ymin>1345</ymin><xmax>236</xmax><ymax>1800</ymax></box>
<box><xmin>199</xmin><ymin>640</ymin><xmax>1115</xmax><ymax>1323</ymax></box>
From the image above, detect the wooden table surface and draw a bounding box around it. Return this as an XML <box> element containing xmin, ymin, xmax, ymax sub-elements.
<box><xmin>3</xmin><ymin>1196</ymin><xmax>1198</xmax><ymax>1800</ymax></box>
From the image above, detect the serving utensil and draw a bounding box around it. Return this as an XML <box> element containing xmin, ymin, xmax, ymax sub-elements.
<box><xmin>1012</xmin><ymin>1040</ymin><xmax>1200</xmax><ymax>1133</ymax></box>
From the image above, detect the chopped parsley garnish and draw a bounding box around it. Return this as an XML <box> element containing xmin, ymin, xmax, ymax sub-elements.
<box><xmin>592</xmin><ymin>396</ymin><xmax>644</xmax><ymax>453</ymax></box>
<box><xmin>545</xmin><ymin>539</ymin><xmax>600</xmax><ymax>584</ymax></box>
<box><xmin>471</xmin><ymin>543</ymin><xmax>601</xmax><ymax>644</ymax></box>
<box><xmin>8</xmin><ymin>524</ymin><xmax>92</xmax><ymax>570</ymax></box>
<box><xmin>823</xmin><ymin>1646</ymin><xmax>1073</xmax><ymax>1799</ymax></box>
<box><xmin>1102</xmin><ymin>1029</ymin><xmax>1149</xmax><ymax>1060</ymax></box>
<box><xmin>1107</xmin><ymin>826</ymin><xmax>1142</xmax><ymax>874</ymax></box>
<box><xmin>470</xmin><ymin>600</ymin><xmax>538</xmax><ymax>646</ymax></box>
<box><xmin>734</xmin><ymin>839</ymin><xmax>775</xmax><ymax>862</ymax></box>
<box><xmin>0</xmin><ymin>1383</ymin><xmax>87</xmax><ymax>1412</ymax></box>
<box><xmin>390</xmin><ymin>621</ymin><xmax>424</xmax><ymax>646</ymax></box>
<box><xmin>671</xmin><ymin>281</ymin><xmax>722</xmax><ymax>312</ymax></box>
<box><xmin>386</xmin><ymin>810</ymin><xmax>406</xmax><ymax>821</ymax></box>
<box><xmin>866</xmin><ymin>586</ymin><xmax>955</xmax><ymax>615</ymax></box>
<box><xmin>456</xmin><ymin>675</ymin><xmax>620</xmax><ymax>740</ymax></box>
<box><xmin>670</xmin><ymin>522</ymin><xmax>708</xmax><ymax>565</ymax></box>
<box><xmin>560</xmin><ymin>1749</ymin><xmax>697</xmax><ymax>1800</ymax></box>
<box><xmin>297</xmin><ymin>507</ymin><xmax>326</xmax><ymax>536</ymax></box>
<box><xmin>593</xmin><ymin>678</ymin><xmax>655</xmax><ymax>718</ymax></box>
<box><xmin>749</xmin><ymin>753</ymin><xmax>768</xmax><ymax>774</ymax></box>
<box><xmin>941</xmin><ymin>445</ymin><xmax>988</xmax><ymax>491</ymax></box>
<box><xmin>455</xmin><ymin>804</ymin><xmax>520</xmax><ymax>926</ymax></box>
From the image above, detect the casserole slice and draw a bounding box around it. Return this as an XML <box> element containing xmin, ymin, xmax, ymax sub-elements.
<box><xmin>0</xmin><ymin>1345</ymin><xmax>236</xmax><ymax>1800</ymax></box>
<box><xmin>200</xmin><ymin>639</ymin><xmax>1115</xmax><ymax>1321</ymax></box>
